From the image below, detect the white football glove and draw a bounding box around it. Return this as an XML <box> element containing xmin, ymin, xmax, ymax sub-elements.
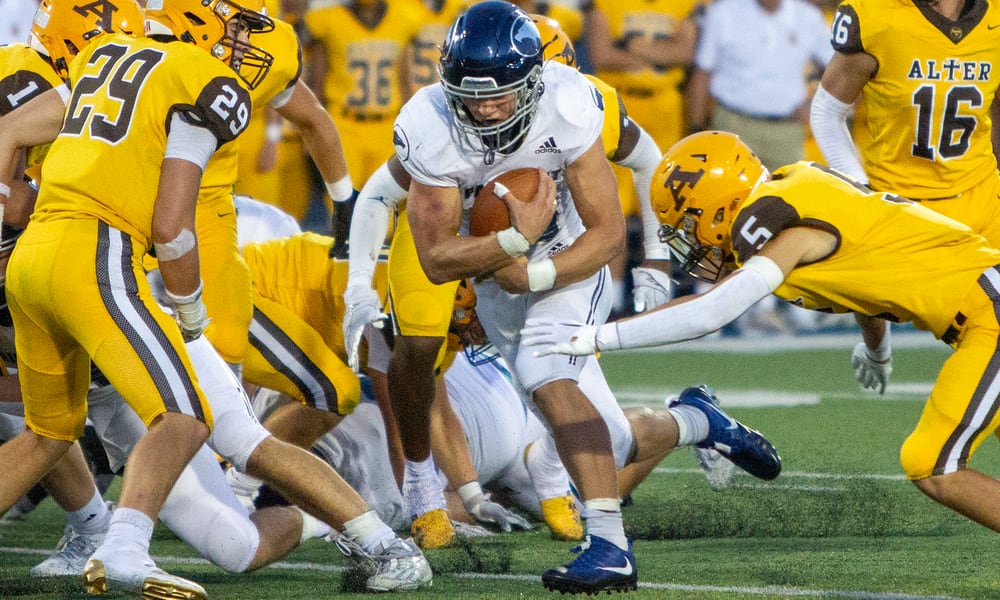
<box><xmin>342</xmin><ymin>285</ymin><xmax>387</xmax><ymax>372</ymax></box>
<box><xmin>165</xmin><ymin>283</ymin><xmax>210</xmax><ymax>342</ymax></box>
<box><xmin>851</xmin><ymin>341</ymin><xmax>892</xmax><ymax>395</ymax></box>
<box><xmin>458</xmin><ymin>482</ymin><xmax>532</xmax><ymax>533</ymax></box>
<box><xmin>631</xmin><ymin>265</ymin><xmax>672</xmax><ymax>312</ymax></box>
<box><xmin>520</xmin><ymin>319</ymin><xmax>597</xmax><ymax>357</ymax></box>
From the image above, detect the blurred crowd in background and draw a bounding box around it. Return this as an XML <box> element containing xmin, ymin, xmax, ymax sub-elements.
<box><xmin>1</xmin><ymin>0</ymin><xmax>854</xmax><ymax>336</ymax></box>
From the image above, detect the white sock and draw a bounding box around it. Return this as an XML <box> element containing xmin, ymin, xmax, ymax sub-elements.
<box><xmin>103</xmin><ymin>508</ymin><xmax>154</xmax><ymax>555</ymax></box>
<box><xmin>295</xmin><ymin>507</ymin><xmax>332</xmax><ymax>543</ymax></box>
<box><xmin>666</xmin><ymin>404</ymin><xmax>709</xmax><ymax>446</ymax></box>
<box><xmin>67</xmin><ymin>488</ymin><xmax>111</xmax><ymax>535</ymax></box>
<box><xmin>402</xmin><ymin>457</ymin><xmax>446</xmax><ymax>518</ymax></box>
<box><xmin>344</xmin><ymin>510</ymin><xmax>395</xmax><ymax>553</ymax></box>
<box><xmin>582</xmin><ymin>499</ymin><xmax>627</xmax><ymax>550</ymax></box>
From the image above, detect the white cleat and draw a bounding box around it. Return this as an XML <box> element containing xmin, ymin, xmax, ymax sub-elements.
<box><xmin>30</xmin><ymin>530</ymin><xmax>104</xmax><ymax>577</ymax></box>
<box><xmin>366</xmin><ymin>537</ymin><xmax>433</xmax><ymax>592</ymax></box>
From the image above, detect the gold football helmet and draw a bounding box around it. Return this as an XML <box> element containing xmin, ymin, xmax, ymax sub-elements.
<box><xmin>144</xmin><ymin>0</ymin><xmax>275</xmax><ymax>89</ymax></box>
<box><xmin>531</xmin><ymin>14</ymin><xmax>576</xmax><ymax>68</ymax></box>
<box><xmin>30</xmin><ymin>0</ymin><xmax>146</xmax><ymax>79</ymax></box>
<box><xmin>651</xmin><ymin>131</ymin><xmax>767</xmax><ymax>282</ymax></box>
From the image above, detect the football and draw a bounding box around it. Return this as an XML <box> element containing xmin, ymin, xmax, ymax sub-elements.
<box><xmin>469</xmin><ymin>168</ymin><xmax>541</xmax><ymax>237</ymax></box>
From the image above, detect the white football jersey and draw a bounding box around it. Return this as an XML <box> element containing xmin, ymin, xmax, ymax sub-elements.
<box><xmin>393</xmin><ymin>62</ymin><xmax>606</xmax><ymax>262</ymax></box>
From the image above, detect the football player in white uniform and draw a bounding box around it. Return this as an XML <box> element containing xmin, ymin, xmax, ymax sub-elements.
<box><xmin>390</xmin><ymin>3</ymin><xmax>635</xmax><ymax>589</ymax></box>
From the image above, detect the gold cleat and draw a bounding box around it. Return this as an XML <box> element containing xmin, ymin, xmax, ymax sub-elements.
<box><xmin>83</xmin><ymin>559</ymin><xmax>108</xmax><ymax>595</ymax></box>
<box><xmin>82</xmin><ymin>559</ymin><xmax>207</xmax><ymax>599</ymax></box>
<box><xmin>410</xmin><ymin>508</ymin><xmax>455</xmax><ymax>549</ymax></box>
<box><xmin>540</xmin><ymin>495</ymin><xmax>583</xmax><ymax>541</ymax></box>
<box><xmin>142</xmin><ymin>572</ymin><xmax>208</xmax><ymax>600</ymax></box>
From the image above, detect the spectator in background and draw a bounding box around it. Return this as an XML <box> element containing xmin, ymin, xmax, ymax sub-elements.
<box><xmin>686</xmin><ymin>0</ymin><xmax>831</xmax><ymax>335</ymax></box>
<box><xmin>0</xmin><ymin>0</ymin><xmax>38</xmax><ymax>45</ymax></box>
<box><xmin>686</xmin><ymin>0</ymin><xmax>831</xmax><ymax>169</ymax></box>
<box><xmin>304</xmin><ymin>0</ymin><xmax>423</xmax><ymax>227</ymax></box>
<box><xmin>584</xmin><ymin>0</ymin><xmax>698</xmax><ymax>316</ymax></box>
<box><xmin>406</xmin><ymin>0</ymin><xmax>469</xmax><ymax>94</ymax></box>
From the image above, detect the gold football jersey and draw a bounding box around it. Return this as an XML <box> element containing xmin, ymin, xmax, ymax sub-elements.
<box><xmin>591</xmin><ymin>0</ymin><xmax>699</xmax><ymax>93</ymax></box>
<box><xmin>731</xmin><ymin>162</ymin><xmax>1000</xmax><ymax>338</ymax></box>
<box><xmin>408</xmin><ymin>0</ymin><xmax>468</xmax><ymax>92</ymax></box>
<box><xmin>585</xmin><ymin>74</ymin><xmax>625</xmax><ymax>159</ymax></box>
<box><xmin>242</xmin><ymin>232</ymin><xmax>389</xmax><ymax>359</ymax></box>
<box><xmin>0</xmin><ymin>43</ymin><xmax>65</xmax><ymax>116</ymax></box>
<box><xmin>34</xmin><ymin>35</ymin><xmax>251</xmax><ymax>249</ymax></box>
<box><xmin>304</xmin><ymin>0</ymin><xmax>424</xmax><ymax>118</ymax></box>
<box><xmin>834</xmin><ymin>0</ymin><xmax>1000</xmax><ymax>197</ymax></box>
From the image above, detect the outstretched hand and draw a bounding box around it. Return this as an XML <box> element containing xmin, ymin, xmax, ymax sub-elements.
<box><xmin>521</xmin><ymin>319</ymin><xmax>597</xmax><ymax>357</ymax></box>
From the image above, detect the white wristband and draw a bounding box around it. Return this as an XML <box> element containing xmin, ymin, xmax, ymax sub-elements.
<box><xmin>497</xmin><ymin>227</ymin><xmax>530</xmax><ymax>257</ymax></box>
<box><xmin>457</xmin><ymin>481</ymin><xmax>484</xmax><ymax>506</ymax></box>
<box><xmin>265</xmin><ymin>123</ymin><xmax>283</xmax><ymax>143</ymax></box>
<box><xmin>0</xmin><ymin>182</ymin><xmax>10</xmax><ymax>199</ymax></box>
<box><xmin>326</xmin><ymin>175</ymin><xmax>354</xmax><ymax>203</ymax></box>
<box><xmin>527</xmin><ymin>258</ymin><xmax>557</xmax><ymax>292</ymax></box>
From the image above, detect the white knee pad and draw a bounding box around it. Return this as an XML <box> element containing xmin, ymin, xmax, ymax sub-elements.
<box><xmin>186</xmin><ymin>336</ymin><xmax>270</xmax><ymax>471</ymax></box>
<box><xmin>160</xmin><ymin>446</ymin><xmax>260</xmax><ymax>573</ymax></box>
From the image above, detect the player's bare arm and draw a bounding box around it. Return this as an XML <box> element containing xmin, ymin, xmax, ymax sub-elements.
<box><xmin>153</xmin><ymin>158</ymin><xmax>203</xmax><ymax>298</ymax></box>
<box><xmin>408</xmin><ymin>176</ymin><xmax>555</xmax><ymax>284</ymax></box>
<box><xmin>553</xmin><ymin>138</ymin><xmax>626</xmax><ymax>285</ymax></box>
<box><xmin>817</xmin><ymin>51</ymin><xmax>875</xmax><ymax>105</ymax></box>
<box><xmin>0</xmin><ymin>89</ymin><xmax>66</xmax><ymax>188</ymax></box>
<box><xmin>276</xmin><ymin>79</ymin><xmax>350</xmax><ymax>186</ymax></box>
<box><xmin>755</xmin><ymin>225</ymin><xmax>837</xmax><ymax>277</ymax></box>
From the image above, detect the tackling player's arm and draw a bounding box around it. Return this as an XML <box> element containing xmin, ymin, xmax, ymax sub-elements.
<box><xmin>407</xmin><ymin>171</ymin><xmax>556</xmax><ymax>285</ymax></box>
<box><xmin>274</xmin><ymin>78</ymin><xmax>351</xmax><ymax>198</ymax></box>
<box><xmin>522</xmin><ymin>226</ymin><xmax>834</xmax><ymax>354</ymax></box>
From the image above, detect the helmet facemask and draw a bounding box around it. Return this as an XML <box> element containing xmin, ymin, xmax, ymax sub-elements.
<box><xmin>437</xmin><ymin>2</ymin><xmax>544</xmax><ymax>163</ymax></box>
<box><xmin>658</xmin><ymin>211</ymin><xmax>731</xmax><ymax>283</ymax></box>
<box><xmin>651</xmin><ymin>131</ymin><xmax>767</xmax><ymax>283</ymax></box>
<box><xmin>145</xmin><ymin>0</ymin><xmax>275</xmax><ymax>89</ymax></box>
<box><xmin>211</xmin><ymin>1</ymin><xmax>275</xmax><ymax>89</ymax></box>
<box><xmin>439</xmin><ymin>65</ymin><xmax>543</xmax><ymax>159</ymax></box>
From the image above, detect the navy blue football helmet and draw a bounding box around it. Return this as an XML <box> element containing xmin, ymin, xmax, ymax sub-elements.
<box><xmin>438</xmin><ymin>1</ymin><xmax>544</xmax><ymax>159</ymax></box>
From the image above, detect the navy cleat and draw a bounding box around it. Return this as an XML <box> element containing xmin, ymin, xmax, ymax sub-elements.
<box><xmin>542</xmin><ymin>535</ymin><xmax>637</xmax><ymax>595</ymax></box>
<box><xmin>672</xmin><ymin>385</ymin><xmax>781</xmax><ymax>481</ymax></box>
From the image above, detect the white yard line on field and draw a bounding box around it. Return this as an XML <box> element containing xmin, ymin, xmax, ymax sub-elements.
<box><xmin>0</xmin><ymin>547</ymin><xmax>961</xmax><ymax>600</ymax></box>
<box><xmin>615</xmin><ymin>386</ymin><xmax>936</xmax><ymax>408</ymax></box>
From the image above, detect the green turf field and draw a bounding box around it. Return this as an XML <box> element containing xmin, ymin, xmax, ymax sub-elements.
<box><xmin>3</xmin><ymin>336</ymin><xmax>998</xmax><ymax>599</ymax></box>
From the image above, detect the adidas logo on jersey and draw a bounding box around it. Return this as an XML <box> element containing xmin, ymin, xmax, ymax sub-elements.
<box><xmin>535</xmin><ymin>137</ymin><xmax>561</xmax><ymax>154</ymax></box>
